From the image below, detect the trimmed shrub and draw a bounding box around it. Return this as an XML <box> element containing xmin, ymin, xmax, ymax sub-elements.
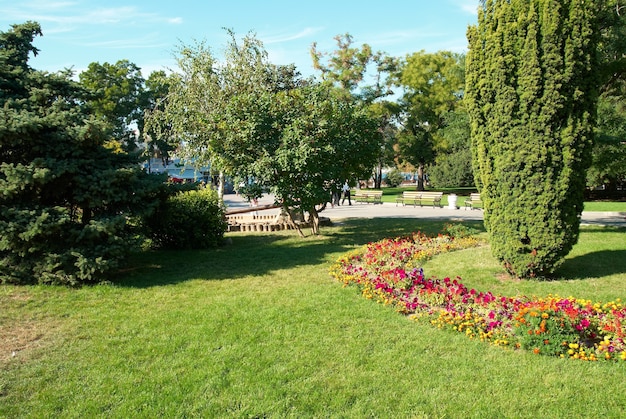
<box><xmin>465</xmin><ymin>0</ymin><xmax>600</xmax><ymax>278</ymax></box>
<box><xmin>385</xmin><ymin>169</ymin><xmax>405</xmax><ymax>187</ymax></box>
<box><xmin>428</xmin><ymin>148</ymin><xmax>474</xmax><ymax>188</ymax></box>
<box><xmin>146</xmin><ymin>188</ymin><xmax>227</xmax><ymax>250</ymax></box>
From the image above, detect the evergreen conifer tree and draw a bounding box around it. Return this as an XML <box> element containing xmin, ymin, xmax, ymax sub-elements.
<box><xmin>0</xmin><ymin>22</ymin><xmax>164</xmax><ymax>285</ymax></box>
<box><xmin>466</xmin><ymin>0</ymin><xmax>600</xmax><ymax>278</ymax></box>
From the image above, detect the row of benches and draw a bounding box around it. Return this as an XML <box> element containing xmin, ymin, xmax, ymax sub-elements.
<box><xmin>351</xmin><ymin>190</ymin><xmax>483</xmax><ymax>209</ymax></box>
<box><xmin>395</xmin><ymin>191</ymin><xmax>444</xmax><ymax>208</ymax></box>
<box><xmin>394</xmin><ymin>191</ymin><xmax>482</xmax><ymax>209</ymax></box>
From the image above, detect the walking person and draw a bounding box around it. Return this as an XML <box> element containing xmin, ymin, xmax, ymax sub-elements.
<box><xmin>341</xmin><ymin>180</ymin><xmax>352</xmax><ymax>205</ymax></box>
<box><xmin>331</xmin><ymin>183</ymin><xmax>341</xmax><ymax>207</ymax></box>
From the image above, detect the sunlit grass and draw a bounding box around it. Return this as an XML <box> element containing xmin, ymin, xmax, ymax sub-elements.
<box><xmin>1</xmin><ymin>219</ymin><xmax>625</xmax><ymax>417</ymax></box>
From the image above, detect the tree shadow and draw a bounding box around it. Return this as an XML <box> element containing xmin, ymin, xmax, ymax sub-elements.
<box><xmin>115</xmin><ymin>218</ymin><xmax>486</xmax><ymax>288</ymax></box>
<box><xmin>554</xmin><ymin>249</ymin><xmax>626</xmax><ymax>280</ymax></box>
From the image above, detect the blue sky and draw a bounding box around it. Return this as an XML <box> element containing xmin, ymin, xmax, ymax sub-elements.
<box><xmin>1</xmin><ymin>0</ymin><xmax>478</xmax><ymax>77</ymax></box>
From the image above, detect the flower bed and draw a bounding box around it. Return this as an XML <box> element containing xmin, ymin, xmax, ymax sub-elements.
<box><xmin>329</xmin><ymin>229</ymin><xmax>626</xmax><ymax>362</ymax></box>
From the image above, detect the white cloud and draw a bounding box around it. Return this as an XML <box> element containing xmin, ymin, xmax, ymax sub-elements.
<box><xmin>456</xmin><ymin>0</ymin><xmax>479</xmax><ymax>15</ymax></box>
<box><xmin>1</xmin><ymin>2</ymin><xmax>182</xmax><ymax>29</ymax></box>
<box><xmin>262</xmin><ymin>27</ymin><xmax>325</xmax><ymax>44</ymax></box>
<box><xmin>371</xmin><ymin>29</ymin><xmax>446</xmax><ymax>47</ymax></box>
<box><xmin>74</xmin><ymin>32</ymin><xmax>170</xmax><ymax>50</ymax></box>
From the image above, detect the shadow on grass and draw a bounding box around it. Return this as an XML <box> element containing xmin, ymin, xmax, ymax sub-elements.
<box><xmin>556</xmin><ymin>249</ymin><xmax>626</xmax><ymax>280</ymax></box>
<box><xmin>116</xmin><ymin>219</ymin><xmax>486</xmax><ymax>288</ymax></box>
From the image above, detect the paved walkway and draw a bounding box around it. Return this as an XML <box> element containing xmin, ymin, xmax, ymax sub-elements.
<box><xmin>223</xmin><ymin>193</ymin><xmax>626</xmax><ymax>227</ymax></box>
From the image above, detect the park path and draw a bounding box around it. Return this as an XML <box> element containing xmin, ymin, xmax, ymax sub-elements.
<box><xmin>223</xmin><ymin>193</ymin><xmax>626</xmax><ymax>227</ymax></box>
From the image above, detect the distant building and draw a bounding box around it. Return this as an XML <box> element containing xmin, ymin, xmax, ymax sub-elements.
<box><xmin>144</xmin><ymin>158</ymin><xmax>210</xmax><ymax>183</ymax></box>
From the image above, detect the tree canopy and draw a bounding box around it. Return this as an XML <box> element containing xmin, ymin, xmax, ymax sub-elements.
<box><xmin>148</xmin><ymin>31</ymin><xmax>383</xmax><ymax>235</ymax></box>
<box><xmin>394</xmin><ymin>51</ymin><xmax>466</xmax><ymax>189</ymax></box>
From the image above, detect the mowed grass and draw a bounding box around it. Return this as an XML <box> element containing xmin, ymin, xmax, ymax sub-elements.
<box><xmin>1</xmin><ymin>219</ymin><xmax>626</xmax><ymax>417</ymax></box>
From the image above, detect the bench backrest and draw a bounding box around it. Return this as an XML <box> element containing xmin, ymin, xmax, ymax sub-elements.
<box><xmin>420</xmin><ymin>192</ymin><xmax>443</xmax><ymax>198</ymax></box>
<box><xmin>402</xmin><ymin>191</ymin><xmax>421</xmax><ymax>198</ymax></box>
<box><xmin>469</xmin><ymin>193</ymin><xmax>481</xmax><ymax>200</ymax></box>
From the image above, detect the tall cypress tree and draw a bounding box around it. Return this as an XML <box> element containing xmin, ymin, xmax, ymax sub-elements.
<box><xmin>0</xmin><ymin>22</ymin><xmax>164</xmax><ymax>285</ymax></box>
<box><xmin>466</xmin><ymin>0</ymin><xmax>600</xmax><ymax>278</ymax></box>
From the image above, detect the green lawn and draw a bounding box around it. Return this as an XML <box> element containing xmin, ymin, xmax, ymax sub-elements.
<box><xmin>2</xmin><ymin>219</ymin><xmax>626</xmax><ymax>417</ymax></box>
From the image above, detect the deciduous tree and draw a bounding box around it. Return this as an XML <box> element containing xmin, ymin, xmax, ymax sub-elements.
<box><xmin>394</xmin><ymin>51</ymin><xmax>466</xmax><ymax>190</ymax></box>
<box><xmin>149</xmin><ymin>31</ymin><xmax>382</xmax><ymax>235</ymax></box>
<box><xmin>79</xmin><ymin>60</ymin><xmax>146</xmax><ymax>150</ymax></box>
<box><xmin>310</xmin><ymin>33</ymin><xmax>398</xmax><ymax>187</ymax></box>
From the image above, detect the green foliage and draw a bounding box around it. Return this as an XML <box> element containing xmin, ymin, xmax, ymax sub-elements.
<box><xmin>428</xmin><ymin>110</ymin><xmax>475</xmax><ymax>188</ymax></box>
<box><xmin>310</xmin><ymin>34</ymin><xmax>399</xmax><ymax>189</ymax></box>
<box><xmin>264</xmin><ymin>85</ymin><xmax>382</xmax><ymax>225</ymax></box>
<box><xmin>310</xmin><ymin>33</ymin><xmax>397</xmax><ymax>104</ymax></box>
<box><xmin>0</xmin><ymin>22</ymin><xmax>164</xmax><ymax>285</ymax></box>
<box><xmin>236</xmin><ymin>181</ymin><xmax>264</xmax><ymax>204</ymax></box>
<box><xmin>394</xmin><ymin>51</ymin><xmax>466</xmax><ymax>189</ymax></box>
<box><xmin>597</xmin><ymin>0</ymin><xmax>626</xmax><ymax>94</ymax></box>
<box><xmin>143</xmin><ymin>70</ymin><xmax>176</xmax><ymax>166</ymax></box>
<box><xmin>466</xmin><ymin>0</ymin><xmax>600</xmax><ymax>278</ymax></box>
<box><xmin>441</xmin><ymin>222</ymin><xmax>482</xmax><ymax>238</ymax></box>
<box><xmin>384</xmin><ymin>168</ymin><xmax>404</xmax><ymax>187</ymax></box>
<box><xmin>428</xmin><ymin>148</ymin><xmax>474</xmax><ymax>188</ymax></box>
<box><xmin>146</xmin><ymin>188</ymin><xmax>226</xmax><ymax>250</ymax></box>
<box><xmin>397</xmin><ymin>51</ymin><xmax>465</xmax><ymax>129</ymax></box>
<box><xmin>588</xmin><ymin>80</ymin><xmax>626</xmax><ymax>189</ymax></box>
<box><xmin>150</xmin><ymin>31</ymin><xmax>383</xmax><ymax>235</ymax></box>
<box><xmin>586</xmin><ymin>1</ymin><xmax>626</xmax><ymax>190</ymax></box>
<box><xmin>79</xmin><ymin>60</ymin><xmax>146</xmax><ymax>149</ymax></box>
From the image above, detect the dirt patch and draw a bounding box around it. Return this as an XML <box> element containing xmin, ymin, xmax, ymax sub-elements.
<box><xmin>496</xmin><ymin>272</ymin><xmax>521</xmax><ymax>282</ymax></box>
<box><xmin>0</xmin><ymin>319</ymin><xmax>49</xmax><ymax>364</ymax></box>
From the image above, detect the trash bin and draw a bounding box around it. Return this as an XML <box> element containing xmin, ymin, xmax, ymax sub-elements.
<box><xmin>447</xmin><ymin>194</ymin><xmax>458</xmax><ymax>210</ymax></box>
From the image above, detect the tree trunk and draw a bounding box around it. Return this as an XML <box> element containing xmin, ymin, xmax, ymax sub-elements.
<box><xmin>374</xmin><ymin>162</ymin><xmax>383</xmax><ymax>189</ymax></box>
<box><xmin>416</xmin><ymin>164</ymin><xmax>425</xmax><ymax>191</ymax></box>
<box><xmin>284</xmin><ymin>206</ymin><xmax>305</xmax><ymax>238</ymax></box>
<box><xmin>308</xmin><ymin>206</ymin><xmax>320</xmax><ymax>235</ymax></box>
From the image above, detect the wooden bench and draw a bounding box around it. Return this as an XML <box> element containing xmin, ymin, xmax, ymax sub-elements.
<box><xmin>396</xmin><ymin>191</ymin><xmax>422</xmax><ymax>206</ymax></box>
<box><xmin>416</xmin><ymin>191</ymin><xmax>443</xmax><ymax>207</ymax></box>
<box><xmin>354</xmin><ymin>190</ymin><xmax>383</xmax><ymax>204</ymax></box>
<box><xmin>464</xmin><ymin>193</ymin><xmax>482</xmax><ymax>210</ymax></box>
<box><xmin>396</xmin><ymin>191</ymin><xmax>443</xmax><ymax>207</ymax></box>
